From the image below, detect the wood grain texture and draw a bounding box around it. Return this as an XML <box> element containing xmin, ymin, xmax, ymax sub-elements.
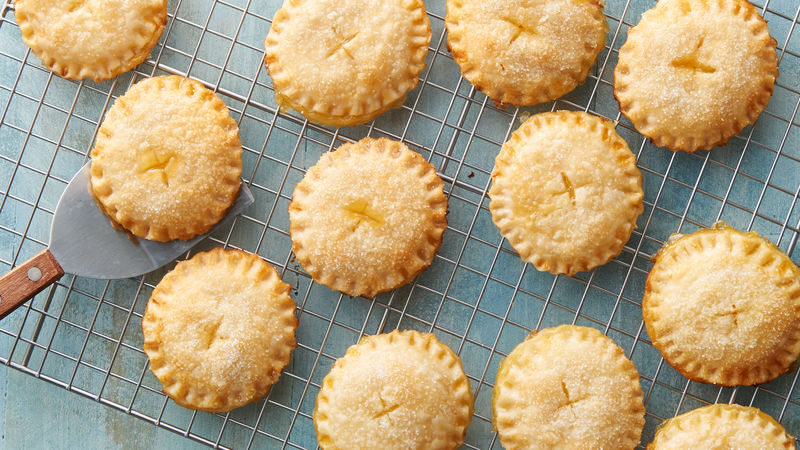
<box><xmin>0</xmin><ymin>249</ymin><xmax>64</xmax><ymax>320</ymax></box>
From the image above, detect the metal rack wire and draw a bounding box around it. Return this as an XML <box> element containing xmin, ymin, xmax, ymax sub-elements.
<box><xmin>1</xmin><ymin>0</ymin><xmax>799</xmax><ymax>447</ymax></box>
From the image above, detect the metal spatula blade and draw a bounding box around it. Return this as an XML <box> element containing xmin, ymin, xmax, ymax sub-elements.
<box><xmin>0</xmin><ymin>162</ymin><xmax>254</xmax><ymax>318</ymax></box>
<box><xmin>50</xmin><ymin>163</ymin><xmax>254</xmax><ymax>279</ymax></box>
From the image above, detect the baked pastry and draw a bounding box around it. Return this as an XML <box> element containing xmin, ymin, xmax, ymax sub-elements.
<box><xmin>649</xmin><ymin>404</ymin><xmax>794</xmax><ymax>449</ymax></box>
<box><xmin>643</xmin><ymin>223</ymin><xmax>800</xmax><ymax>386</ymax></box>
<box><xmin>445</xmin><ymin>0</ymin><xmax>607</xmax><ymax>107</ymax></box>
<box><xmin>90</xmin><ymin>75</ymin><xmax>243</xmax><ymax>242</ymax></box>
<box><xmin>142</xmin><ymin>248</ymin><xmax>298</xmax><ymax>412</ymax></box>
<box><xmin>614</xmin><ymin>0</ymin><xmax>778</xmax><ymax>152</ymax></box>
<box><xmin>489</xmin><ymin>111</ymin><xmax>643</xmax><ymax>275</ymax></box>
<box><xmin>15</xmin><ymin>0</ymin><xmax>167</xmax><ymax>82</ymax></box>
<box><xmin>314</xmin><ymin>329</ymin><xmax>473</xmax><ymax>449</ymax></box>
<box><xmin>264</xmin><ymin>0</ymin><xmax>431</xmax><ymax>127</ymax></box>
<box><xmin>493</xmin><ymin>325</ymin><xmax>645</xmax><ymax>449</ymax></box>
<box><xmin>289</xmin><ymin>137</ymin><xmax>447</xmax><ymax>297</ymax></box>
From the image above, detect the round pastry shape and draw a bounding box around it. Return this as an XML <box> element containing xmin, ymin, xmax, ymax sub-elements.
<box><xmin>493</xmin><ymin>325</ymin><xmax>645</xmax><ymax>449</ymax></box>
<box><xmin>614</xmin><ymin>0</ymin><xmax>778</xmax><ymax>152</ymax></box>
<box><xmin>649</xmin><ymin>404</ymin><xmax>794</xmax><ymax>449</ymax></box>
<box><xmin>445</xmin><ymin>0</ymin><xmax>608</xmax><ymax>107</ymax></box>
<box><xmin>90</xmin><ymin>75</ymin><xmax>243</xmax><ymax>242</ymax></box>
<box><xmin>643</xmin><ymin>223</ymin><xmax>800</xmax><ymax>386</ymax></box>
<box><xmin>289</xmin><ymin>137</ymin><xmax>447</xmax><ymax>298</ymax></box>
<box><xmin>142</xmin><ymin>248</ymin><xmax>298</xmax><ymax>412</ymax></box>
<box><xmin>15</xmin><ymin>0</ymin><xmax>167</xmax><ymax>82</ymax></box>
<box><xmin>264</xmin><ymin>0</ymin><xmax>431</xmax><ymax>127</ymax></box>
<box><xmin>314</xmin><ymin>329</ymin><xmax>473</xmax><ymax>449</ymax></box>
<box><xmin>489</xmin><ymin>111</ymin><xmax>643</xmax><ymax>275</ymax></box>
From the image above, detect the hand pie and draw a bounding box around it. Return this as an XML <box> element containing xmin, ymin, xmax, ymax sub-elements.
<box><xmin>15</xmin><ymin>0</ymin><xmax>167</xmax><ymax>82</ymax></box>
<box><xmin>643</xmin><ymin>223</ymin><xmax>800</xmax><ymax>385</ymax></box>
<box><xmin>493</xmin><ymin>325</ymin><xmax>645</xmax><ymax>449</ymax></box>
<box><xmin>142</xmin><ymin>248</ymin><xmax>298</xmax><ymax>412</ymax></box>
<box><xmin>446</xmin><ymin>0</ymin><xmax>607</xmax><ymax>107</ymax></box>
<box><xmin>289</xmin><ymin>137</ymin><xmax>447</xmax><ymax>297</ymax></box>
<box><xmin>314</xmin><ymin>330</ymin><xmax>473</xmax><ymax>449</ymax></box>
<box><xmin>649</xmin><ymin>404</ymin><xmax>794</xmax><ymax>449</ymax></box>
<box><xmin>489</xmin><ymin>111</ymin><xmax>643</xmax><ymax>275</ymax></box>
<box><xmin>90</xmin><ymin>76</ymin><xmax>243</xmax><ymax>242</ymax></box>
<box><xmin>264</xmin><ymin>0</ymin><xmax>431</xmax><ymax>126</ymax></box>
<box><xmin>614</xmin><ymin>0</ymin><xmax>778</xmax><ymax>152</ymax></box>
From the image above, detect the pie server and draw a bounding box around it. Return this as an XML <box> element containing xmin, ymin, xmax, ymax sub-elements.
<box><xmin>0</xmin><ymin>162</ymin><xmax>254</xmax><ymax>319</ymax></box>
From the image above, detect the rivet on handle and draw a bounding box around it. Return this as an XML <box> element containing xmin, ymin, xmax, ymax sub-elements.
<box><xmin>0</xmin><ymin>249</ymin><xmax>65</xmax><ymax>320</ymax></box>
<box><xmin>27</xmin><ymin>267</ymin><xmax>42</xmax><ymax>282</ymax></box>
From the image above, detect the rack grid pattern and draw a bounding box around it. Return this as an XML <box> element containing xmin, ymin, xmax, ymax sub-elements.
<box><xmin>1</xmin><ymin>0</ymin><xmax>799</xmax><ymax>448</ymax></box>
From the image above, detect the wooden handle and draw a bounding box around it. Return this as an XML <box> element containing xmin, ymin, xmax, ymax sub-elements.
<box><xmin>0</xmin><ymin>249</ymin><xmax>64</xmax><ymax>320</ymax></box>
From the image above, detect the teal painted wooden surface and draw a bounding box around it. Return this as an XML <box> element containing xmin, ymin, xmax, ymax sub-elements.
<box><xmin>0</xmin><ymin>0</ymin><xmax>799</xmax><ymax>448</ymax></box>
<box><xmin>1</xmin><ymin>365</ymin><xmax>202</xmax><ymax>449</ymax></box>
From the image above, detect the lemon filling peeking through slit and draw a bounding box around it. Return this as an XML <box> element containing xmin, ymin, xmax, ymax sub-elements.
<box><xmin>138</xmin><ymin>149</ymin><xmax>178</xmax><ymax>187</ymax></box>
<box><xmin>343</xmin><ymin>199</ymin><xmax>385</xmax><ymax>231</ymax></box>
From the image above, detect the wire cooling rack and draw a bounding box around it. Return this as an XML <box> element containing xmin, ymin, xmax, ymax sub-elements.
<box><xmin>1</xmin><ymin>0</ymin><xmax>799</xmax><ymax>448</ymax></box>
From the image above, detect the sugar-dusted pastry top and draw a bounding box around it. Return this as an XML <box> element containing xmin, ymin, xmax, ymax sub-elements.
<box><xmin>446</xmin><ymin>0</ymin><xmax>607</xmax><ymax>107</ymax></box>
<box><xmin>90</xmin><ymin>75</ymin><xmax>242</xmax><ymax>242</ymax></box>
<box><xmin>314</xmin><ymin>330</ymin><xmax>473</xmax><ymax>449</ymax></box>
<box><xmin>649</xmin><ymin>404</ymin><xmax>794</xmax><ymax>449</ymax></box>
<box><xmin>289</xmin><ymin>137</ymin><xmax>447</xmax><ymax>297</ymax></box>
<box><xmin>142</xmin><ymin>248</ymin><xmax>298</xmax><ymax>412</ymax></box>
<box><xmin>493</xmin><ymin>325</ymin><xmax>645</xmax><ymax>449</ymax></box>
<box><xmin>614</xmin><ymin>0</ymin><xmax>778</xmax><ymax>152</ymax></box>
<box><xmin>643</xmin><ymin>223</ymin><xmax>800</xmax><ymax>386</ymax></box>
<box><xmin>264</xmin><ymin>0</ymin><xmax>431</xmax><ymax>126</ymax></box>
<box><xmin>15</xmin><ymin>0</ymin><xmax>167</xmax><ymax>82</ymax></box>
<box><xmin>489</xmin><ymin>111</ymin><xmax>643</xmax><ymax>275</ymax></box>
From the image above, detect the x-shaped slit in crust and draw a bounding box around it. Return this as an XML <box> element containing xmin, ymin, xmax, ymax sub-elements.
<box><xmin>502</xmin><ymin>17</ymin><xmax>537</xmax><ymax>45</ymax></box>
<box><xmin>560</xmin><ymin>380</ymin><xmax>580</xmax><ymax>407</ymax></box>
<box><xmin>343</xmin><ymin>200</ymin><xmax>384</xmax><ymax>232</ymax></box>
<box><xmin>326</xmin><ymin>29</ymin><xmax>359</xmax><ymax>59</ymax></box>
<box><xmin>714</xmin><ymin>305</ymin><xmax>739</xmax><ymax>327</ymax></box>
<box><xmin>560</xmin><ymin>172</ymin><xmax>576</xmax><ymax>204</ymax></box>
<box><xmin>201</xmin><ymin>319</ymin><xmax>223</xmax><ymax>349</ymax></box>
<box><xmin>139</xmin><ymin>149</ymin><xmax>177</xmax><ymax>187</ymax></box>
<box><xmin>66</xmin><ymin>0</ymin><xmax>88</xmax><ymax>13</ymax></box>
<box><xmin>555</xmin><ymin>172</ymin><xmax>590</xmax><ymax>206</ymax></box>
<box><xmin>670</xmin><ymin>37</ymin><xmax>716</xmax><ymax>74</ymax></box>
<box><xmin>372</xmin><ymin>391</ymin><xmax>401</xmax><ymax>420</ymax></box>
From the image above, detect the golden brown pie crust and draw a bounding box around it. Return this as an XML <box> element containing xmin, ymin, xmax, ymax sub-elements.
<box><xmin>15</xmin><ymin>0</ymin><xmax>167</xmax><ymax>82</ymax></box>
<box><xmin>264</xmin><ymin>0</ymin><xmax>431</xmax><ymax>126</ymax></box>
<box><xmin>614</xmin><ymin>0</ymin><xmax>778</xmax><ymax>152</ymax></box>
<box><xmin>489</xmin><ymin>111</ymin><xmax>643</xmax><ymax>275</ymax></box>
<box><xmin>648</xmin><ymin>404</ymin><xmax>794</xmax><ymax>449</ymax></box>
<box><xmin>289</xmin><ymin>137</ymin><xmax>447</xmax><ymax>297</ymax></box>
<box><xmin>314</xmin><ymin>330</ymin><xmax>473</xmax><ymax>449</ymax></box>
<box><xmin>643</xmin><ymin>223</ymin><xmax>800</xmax><ymax>386</ymax></box>
<box><xmin>493</xmin><ymin>325</ymin><xmax>645</xmax><ymax>449</ymax></box>
<box><xmin>142</xmin><ymin>248</ymin><xmax>298</xmax><ymax>412</ymax></box>
<box><xmin>90</xmin><ymin>76</ymin><xmax>242</xmax><ymax>242</ymax></box>
<box><xmin>446</xmin><ymin>0</ymin><xmax>607</xmax><ymax>107</ymax></box>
